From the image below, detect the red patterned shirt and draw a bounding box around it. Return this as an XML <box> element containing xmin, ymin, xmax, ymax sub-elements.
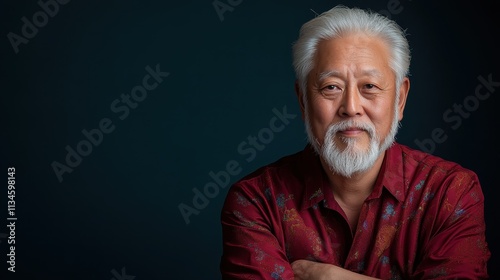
<box><xmin>220</xmin><ymin>143</ymin><xmax>490</xmax><ymax>279</ymax></box>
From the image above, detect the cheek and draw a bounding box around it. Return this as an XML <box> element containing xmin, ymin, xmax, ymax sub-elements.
<box><xmin>368</xmin><ymin>101</ymin><xmax>396</xmax><ymax>136</ymax></box>
<box><xmin>307</xmin><ymin>99</ymin><xmax>336</xmax><ymax>140</ymax></box>
<box><xmin>308</xmin><ymin>97</ymin><xmax>336</xmax><ymax>125</ymax></box>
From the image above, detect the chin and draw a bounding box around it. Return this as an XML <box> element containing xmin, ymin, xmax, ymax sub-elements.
<box><xmin>334</xmin><ymin>136</ymin><xmax>371</xmax><ymax>153</ymax></box>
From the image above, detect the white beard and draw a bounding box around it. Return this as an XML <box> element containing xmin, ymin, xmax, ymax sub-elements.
<box><xmin>305</xmin><ymin>104</ymin><xmax>400</xmax><ymax>178</ymax></box>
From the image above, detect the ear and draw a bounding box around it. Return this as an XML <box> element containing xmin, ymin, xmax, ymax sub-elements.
<box><xmin>295</xmin><ymin>80</ymin><xmax>306</xmax><ymax>120</ymax></box>
<box><xmin>397</xmin><ymin>77</ymin><xmax>410</xmax><ymax>121</ymax></box>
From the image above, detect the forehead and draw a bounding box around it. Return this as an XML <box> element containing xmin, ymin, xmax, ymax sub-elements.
<box><xmin>312</xmin><ymin>33</ymin><xmax>392</xmax><ymax>77</ymax></box>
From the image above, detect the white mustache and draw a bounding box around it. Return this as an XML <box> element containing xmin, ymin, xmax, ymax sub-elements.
<box><xmin>326</xmin><ymin>120</ymin><xmax>377</xmax><ymax>140</ymax></box>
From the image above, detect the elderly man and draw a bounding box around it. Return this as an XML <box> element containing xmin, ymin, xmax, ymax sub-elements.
<box><xmin>220</xmin><ymin>5</ymin><xmax>490</xmax><ymax>279</ymax></box>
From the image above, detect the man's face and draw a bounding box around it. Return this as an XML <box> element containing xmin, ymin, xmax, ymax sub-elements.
<box><xmin>299</xmin><ymin>33</ymin><xmax>409</xmax><ymax>177</ymax></box>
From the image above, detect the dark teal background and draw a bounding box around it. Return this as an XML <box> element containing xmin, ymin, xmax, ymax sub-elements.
<box><xmin>1</xmin><ymin>0</ymin><xmax>498</xmax><ymax>279</ymax></box>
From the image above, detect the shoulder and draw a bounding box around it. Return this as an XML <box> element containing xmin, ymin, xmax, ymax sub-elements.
<box><xmin>393</xmin><ymin>143</ymin><xmax>482</xmax><ymax>201</ymax></box>
<box><xmin>230</xmin><ymin>148</ymin><xmax>306</xmax><ymax>194</ymax></box>
<box><xmin>395</xmin><ymin>143</ymin><xmax>478</xmax><ymax>180</ymax></box>
<box><xmin>221</xmin><ymin>146</ymin><xmax>315</xmax><ymax>213</ymax></box>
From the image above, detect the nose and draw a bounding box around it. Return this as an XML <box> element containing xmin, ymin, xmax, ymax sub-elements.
<box><xmin>338</xmin><ymin>85</ymin><xmax>362</xmax><ymax>117</ymax></box>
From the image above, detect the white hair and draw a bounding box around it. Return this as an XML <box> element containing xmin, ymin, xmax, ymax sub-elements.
<box><xmin>292</xmin><ymin>5</ymin><xmax>411</xmax><ymax>97</ymax></box>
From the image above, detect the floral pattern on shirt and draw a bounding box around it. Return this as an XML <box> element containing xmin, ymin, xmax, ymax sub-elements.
<box><xmin>220</xmin><ymin>144</ymin><xmax>490</xmax><ymax>279</ymax></box>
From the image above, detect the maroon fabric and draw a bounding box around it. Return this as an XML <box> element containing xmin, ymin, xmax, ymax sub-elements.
<box><xmin>220</xmin><ymin>143</ymin><xmax>490</xmax><ymax>279</ymax></box>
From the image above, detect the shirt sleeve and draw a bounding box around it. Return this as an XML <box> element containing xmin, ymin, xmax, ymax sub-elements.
<box><xmin>220</xmin><ymin>177</ymin><xmax>295</xmax><ymax>280</ymax></box>
<box><xmin>412</xmin><ymin>170</ymin><xmax>491</xmax><ymax>279</ymax></box>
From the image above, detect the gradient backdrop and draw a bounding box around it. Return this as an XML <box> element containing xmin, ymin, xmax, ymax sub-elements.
<box><xmin>1</xmin><ymin>0</ymin><xmax>498</xmax><ymax>279</ymax></box>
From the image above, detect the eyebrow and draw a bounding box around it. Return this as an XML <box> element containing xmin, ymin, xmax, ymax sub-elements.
<box><xmin>318</xmin><ymin>69</ymin><xmax>384</xmax><ymax>82</ymax></box>
<box><xmin>318</xmin><ymin>70</ymin><xmax>342</xmax><ymax>82</ymax></box>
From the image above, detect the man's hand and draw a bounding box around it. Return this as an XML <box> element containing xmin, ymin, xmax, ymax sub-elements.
<box><xmin>292</xmin><ymin>260</ymin><xmax>334</xmax><ymax>280</ymax></box>
<box><xmin>291</xmin><ymin>260</ymin><xmax>381</xmax><ymax>280</ymax></box>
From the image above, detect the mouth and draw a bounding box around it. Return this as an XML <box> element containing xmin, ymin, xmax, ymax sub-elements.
<box><xmin>337</xmin><ymin>127</ymin><xmax>366</xmax><ymax>137</ymax></box>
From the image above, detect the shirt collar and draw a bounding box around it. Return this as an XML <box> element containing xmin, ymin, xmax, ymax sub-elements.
<box><xmin>366</xmin><ymin>143</ymin><xmax>406</xmax><ymax>202</ymax></box>
<box><xmin>298</xmin><ymin>143</ymin><xmax>406</xmax><ymax>211</ymax></box>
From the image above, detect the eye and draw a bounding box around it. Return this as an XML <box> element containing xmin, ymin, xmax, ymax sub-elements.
<box><xmin>364</xmin><ymin>84</ymin><xmax>375</xmax><ymax>89</ymax></box>
<box><xmin>320</xmin><ymin>85</ymin><xmax>342</xmax><ymax>96</ymax></box>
